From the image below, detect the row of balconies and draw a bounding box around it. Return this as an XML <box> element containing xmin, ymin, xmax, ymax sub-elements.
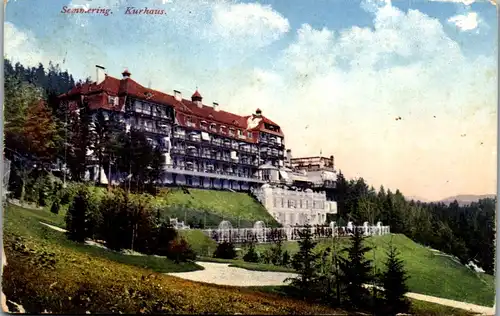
<box><xmin>260</xmin><ymin>147</ymin><xmax>283</xmax><ymax>157</ymax></box>
<box><xmin>170</xmin><ymin>147</ymin><xmax>260</xmax><ymax>166</ymax></box>
<box><xmin>173</xmin><ymin>134</ymin><xmax>261</xmax><ymax>154</ymax></box>
<box><xmin>170</xmin><ymin>163</ymin><xmax>257</xmax><ymax>179</ymax></box>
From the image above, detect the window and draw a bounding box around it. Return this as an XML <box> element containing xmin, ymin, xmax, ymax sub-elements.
<box><xmin>300</xmin><ymin>199</ymin><xmax>303</xmax><ymax>208</ymax></box>
<box><xmin>247</xmin><ymin>131</ymin><xmax>252</xmax><ymax>138</ymax></box>
<box><xmin>238</xmin><ymin>130</ymin><xmax>243</xmax><ymax>137</ymax></box>
<box><xmin>229</xmin><ymin>129</ymin><xmax>235</xmax><ymax>136</ymax></box>
<box><xmin>108</xmin><ymin>96</ymin><xmax>117</xmax><ymax>104</ymax></box>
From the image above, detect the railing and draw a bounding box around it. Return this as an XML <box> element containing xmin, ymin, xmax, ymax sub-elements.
<box><xmin>163</xmin><ymin>164</ymin><xmax>261</xmax><ymax>180</ymax></box>
<box><xmin>200</xmin><ymin>225</ymin><xmax>391</xmax><ymax>244</ymax></box>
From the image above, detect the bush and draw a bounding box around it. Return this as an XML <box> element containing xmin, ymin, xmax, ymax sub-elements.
<box><xmin>153</xmin><ymin>222</ymin><xmax>178</xmax><ymax>256</ymax></box>
<box><xmin>65</xmin><ymin>190</ymin><xmax>92</xmax><ymax>242</ymax></box>
<box><xmin>243</xmin><ymin>243</ymin><xmax>260</xmax><ymax>263</ymax></box>
<box><xmin>213</xmin><ymin>242</ymin><xmax>237</xmax><ymax>259</ymax></box>
<box><xmin>50</xmin><ymin>199</ymin><xmax>60</xmax><ymax>215</ymax></box>
<box><xmin>65</xmin><ymin>187</ymin><xmax>101</xmax><ymax>243</ymax></box>
<box><xmin>166</xmin><ymin>238</ymin><xmax>197</xmax><ymax>263</ymax></box>
<box><xmin>282</xmin><ymin>250</ymin><xmax>291</xmax><ymax>267</ymax></box>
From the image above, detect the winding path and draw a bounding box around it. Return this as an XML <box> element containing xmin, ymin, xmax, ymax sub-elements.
<box><xmin>168</xmin><ymin>262</ymin><xmax>495</xmax><ymax>315</ymax></box>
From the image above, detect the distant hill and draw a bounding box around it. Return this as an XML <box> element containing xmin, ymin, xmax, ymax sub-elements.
<box><xmin>438</xmin><ymin>194</ymin><xmax>496</xmax><ymax>206</ymax></box>
<box><xmin>405</xmin><ymin>196</ymin><xmax>430</xmax><ymax>203</ymax></box>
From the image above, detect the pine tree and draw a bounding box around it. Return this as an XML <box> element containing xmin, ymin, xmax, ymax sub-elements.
<box><xmin>338</xmin><ymin>226</ymin><xmax>373</xmax><ymax>309</ymax></box>
<box><xmin>287</xmin><ymin>225</ymin><xmax>321</xmax><ymax>300</ymax></box>
<box><xmin>380</xmin><ymin>241</ymin><xmax>410</xmax><ymax>316</ymax></box>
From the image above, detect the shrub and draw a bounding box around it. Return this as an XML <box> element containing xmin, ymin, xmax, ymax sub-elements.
<box><xmin>270</xmin><ymin>239</ymin><xmax>284</xmax><ymax>266</ymax></box>
<box><xmin>213</xmin><ymin>242</ymin><xmax>237</xmax><ymax>259</ymax></box>
<box><xmin>65</xmin><ymin>190</ymin><xmax>91</xmax><ymax>242</ymax></box>
<box><xmin>97</xmin><ymin>189</ymin><xmax>130</xmax><ymax>250</ymax></box>
<box><xmin>153</xmin><ymin>222</ymin><xmax>178</xmax><ymax>256</ymax></box>
<box><xmin>282</xmin><ymin>250</ymin><xmax>290</xmax><ymax>267</ymax></box>
<box><xmin>166</xmin><ymin>238</ymin><xmax>197</xmax><ymax>263</ymax></box>
<box><xmin>243</xmin><ymin>243</ymin><xmax>260</xmax><ymax>263</ymax></box>
<box><xmin>50</xmin><ymin>198</ymin><xmax>60</xmax><ymax>215</ymax></box>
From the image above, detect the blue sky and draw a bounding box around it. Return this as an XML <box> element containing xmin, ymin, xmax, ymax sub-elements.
<box><xmin>4</xmin><ymin>0</ymin><xmax>498</xmax><ymax>200</ymax></box>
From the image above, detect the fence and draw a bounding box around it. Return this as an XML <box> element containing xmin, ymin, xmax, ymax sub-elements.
<box><xmin>201</xmin><ymin>221</ymin><xmax>390</xmax><ymax>244</ymax></box>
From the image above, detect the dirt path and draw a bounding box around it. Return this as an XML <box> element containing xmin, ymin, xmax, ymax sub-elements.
<box><xmin>38</xmin><ymin>222</ymin><xmax>496</xmax><ymax>315</ymax></box>
<box><xmin>169</xmin><ymin>262</ymin><xmax>495</xmax><ymax>315</ymax></box>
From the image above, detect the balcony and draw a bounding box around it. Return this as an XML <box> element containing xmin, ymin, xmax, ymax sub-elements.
<box><xmin>171</xmin><ymin>148</ymin><xmax>186</xmax><ymax>155</ymax></box>
<box><xmin>163</xmin><ymin>164</ymin><xmax>264</xmax><ymax>183</ymax></box>
<box><xmin>173</xmin><ymin>133</ymin><xmax>186</xmax><ymax>140</ymax></box>
<box><xmin>188</xmin><ymin>135</ymin><xmax>201</xmax><ymax>142</ymax></box>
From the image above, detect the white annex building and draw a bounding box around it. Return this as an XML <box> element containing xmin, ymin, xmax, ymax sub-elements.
<box><xmin>251</xmin><ymin>184</ymin><xmax>337</xmax><ymax>226</ymax></box>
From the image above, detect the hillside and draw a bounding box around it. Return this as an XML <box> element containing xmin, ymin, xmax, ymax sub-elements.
<box><xmin>253</xmin><ymin>234</ymin><xmax>495</xmax><ymax>307</ymax></box>
<box><xmin>154</xmin><ymin>188</ymin><xmax>280</xmax><ymax>228</ymax></box>
<box><xmin>1</xmin><ymin>204</ymin><xmax>344</xmax><ymax>315</ymax></box>
<box><xmin>438</xmin><ymin>194</ymin><xmax>496</xmax><ymax>206</ymax></box>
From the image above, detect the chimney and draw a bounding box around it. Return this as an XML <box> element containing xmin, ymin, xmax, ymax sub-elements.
<box><xmin>173</xmin><ymin>90</ymin><xmax>182</xmax><ymax>101</ymax></box>
<box><xmin>213</xmin><ymin>102</ymin><xmax>220</xmax><ymax>112</ymax></box>
<box><xmin>95</xmin><ymin>65</ymin><xmax>106</xmax><ymax>85</ymax></box>
<box><xmin>255</xmin><ymin>108</ymin><xmax>262</xmax><ymax>117</ymax></box>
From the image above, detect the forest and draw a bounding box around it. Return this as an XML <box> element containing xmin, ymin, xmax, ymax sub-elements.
<box><xmin>3</xmin><ymin>58</ymin><xmax>496</xmax><ymax>276</ymax></box>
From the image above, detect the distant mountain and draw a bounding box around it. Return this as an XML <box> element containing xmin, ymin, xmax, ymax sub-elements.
<box><xmin>405</xmin><ymin>196</ymin><xmax>430</xmax><ymax>203</ymax></box>
<box><xmin>438</xmin><ymin>194</ymin><xmax>496</xmax><ymax>206</ymax></box>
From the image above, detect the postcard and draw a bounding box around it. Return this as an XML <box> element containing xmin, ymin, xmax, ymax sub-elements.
<box><xmin>2</xmin><ymin>0</ymin><xmax>497</xmax><ymax>315</ymax></box>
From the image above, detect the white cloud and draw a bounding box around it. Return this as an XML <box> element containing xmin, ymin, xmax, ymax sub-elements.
<box><xmin>4</xmin><ymin>0</ymin><xmax>496</xmax><ymax>199</ymax></box>
<box><xmin>448</xmin><ymin>12</ymin><xmax>480</xmax><ymax>31</ymax></box>
<box><xmin>205</xmin><ymin>3</ymin><xmax>290</xmax><ymax>48</ymax></box>
<box><xmin>4</xmin><ymin>22</ymin><xmax>48</xmax><ymax>67</ymax></box>
<box><xmin>223</xmin><ymin>2</ymin><xmax>496</xmax><ymax>199</ymax></box>
<box><xmin>428</xmin><ymin>0</ymin><xmax>498</xmax><ymax>5</ymax></box>
<box><xmin>428</xmin><ymin>0</ymin><xmax>476</xmax><ymax>4</ymax></box>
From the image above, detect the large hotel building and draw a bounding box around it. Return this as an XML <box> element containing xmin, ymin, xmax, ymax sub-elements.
<box><xmin>59</xmin><ymin>66</ymin><xmax>338</xmax><ymax>225</ymax></box>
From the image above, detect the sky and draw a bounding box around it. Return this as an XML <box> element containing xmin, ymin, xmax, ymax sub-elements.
<box><xmin>4</xmin><ymin>0</ymin><xmax>498</xmax><ymax>201</ymax></box>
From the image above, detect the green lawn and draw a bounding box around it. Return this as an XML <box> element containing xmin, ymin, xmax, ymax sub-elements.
<box><xmin>240</xmin><ymin>235</ymin><xmax>496</xmax><ymax>307</ymax></box>
<box><xmin>178</xmin><ymin>229</ymin><xmax>217</xmax><ymax>257</ymax></box>
<box><xmin>2</xmin><ymin>205</ymin><xmax>348</xmax><ymax>315</ymax></box>
<box><xmin>4</xmin><ymin>204</ymin><xmax>202</xmax><ymax>273</ymax></box>
<box><xmin>154</xmin><ymin>187</ymin><xmax>279</xmax><ymax>228</ymax></box>
<box><xmin>248</xmin><ymin>286</ymin><xmax>478</xmax><ymax>316</ymax></box>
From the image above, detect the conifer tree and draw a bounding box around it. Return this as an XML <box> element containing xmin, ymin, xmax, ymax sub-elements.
<box><xmin>287</xmin><ymin>224</ymin><xmax>321</xmax><ymax>300</ymax></box>
<box><xmin>380</xmin><ymin>241</ymin><xmax>410</xmax><ymax>316</ymax></box>
<box><xmin>338</xmin><ymin>227</ymin><xmax>373</xmax><ymax>309</ymax></box>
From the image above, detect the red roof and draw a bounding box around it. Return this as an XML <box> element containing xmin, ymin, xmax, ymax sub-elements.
<box><xmin>59</xmin><ymin>74</ymin><xmax>284</xmax><ymax>138</ymax></box>
<box><xmin>192</xmin><ymin>90</ymin><xmax>202</xmax><ymax>99</ymax></box>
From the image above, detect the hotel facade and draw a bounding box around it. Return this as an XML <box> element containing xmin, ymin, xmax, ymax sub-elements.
<box><xmin>59</xmin><ymin>66</ymin><xmax>338</xmax><ymax>225</ymax></box>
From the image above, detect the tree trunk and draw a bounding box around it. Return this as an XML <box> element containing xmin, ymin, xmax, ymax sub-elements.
<box><xmin>19</xmin><ymin>178</ymin><xmax>26</xmax><ymax>204</ymax></box>
<box><xmin>107</xmin><ymin>155</ymin><xmax>112</xmax><ymax>191</ymax></box>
